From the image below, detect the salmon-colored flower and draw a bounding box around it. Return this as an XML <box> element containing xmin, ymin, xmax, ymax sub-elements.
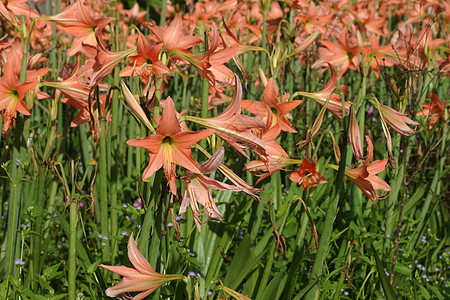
<box><xmin>242</xmin><ymin>78</ymin><xmax>301</xmax><ymax>132</ymax></box>
<box><xmin>119</xmin><ymin>32</ymin><xmax>169</xmax><ymax>81</ymax></box>
<box><xmin>376</xmin><ymin>103</ymin><xmax>418</xmax><ymax>137</ymax></box>
<box><xmin>288</xmin><ymin>158</ymin><xmax>327</xmax><ymax>190</ymax></box>
<box><xmin>0</xmin><ymin>39</ymin><xmax>39</xmax><ymax>132</ymax></box>
<box><xmin>42</xmin><ymin>54</ymin><xmax>89</xmax><ymax>103</ymax></box>
<box><xmin>417</xmin><ymin>92</ymin><xmax>446</xmax><ymax>129</ymax></box>
<box><xmin>244</xmin><ymin>124</ymin><xmax>298</xmax><ymax>183</ymax></box>
<box><xmin>145</xmin><ymin>15</ymin><xmax>202</xmax><ymax>55</ymax></box>
<box><xmin>218</xmin><ymin>284</ymin><xmax>252</xmax><ymax>300</ymax></box>
<box><xmin>185</xmin><ymin>76</ymin><xmax>266</xmax><ymax>159</ymax></box>
<box><xmin>312</xmin><ymin>30</ymin><xmax>360</xmax><ymax>79</ymax></box>
<box><xmin>295</xmin><ymin>2</ymin><xmax>333</xmax><ymax>34</ymax></box>
<box><xmin>100</xmin><ymin>233</ymin><xmax>183</xmax><ymax>299</ymax></box>
<box><xmin>336</xmin><ymin>136</ymin><xmax>391</xmax><ymax>206</ymax></box>
<box><xmin>127</xmin><ymin>97</ymin><xmax>214</xmax><ymax>195</ymax></box>
<box><xmin>42</xmin><ymin>1</ymin><xmax>105</xmax><ymax>56</ymax></box>
<box><xmin>79</xmin><ymin>18</ymin><xmax>135</xmax><ymax>90</ymax></box>
<box><xmin>180</xmin><ymin>147</ymin><xmax>242</xmax><ymax>231</ymax></box>
<box><xmin>204</xmin><ymin>23</ymin><xmax>238</xmax><ymax>85</ymax></box>
<box><xmin>349</xmin><ymin>106</ymin><xmax>363</xmax><ymax>161</ymax></box>
<box><xmin>295</xmin><ymin>66</ymin><xmax>350</xmax><ymax>118</ymax></box>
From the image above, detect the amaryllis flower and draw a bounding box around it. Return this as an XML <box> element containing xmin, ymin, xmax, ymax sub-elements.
<box><xmin>0</xmin><ymin>39</ymin><xmax>39</xmax><ymax>132</ymax></box>
<box><xmin>218</xmin><ymin>284</ymin><xmax>252</xmax><ymax>300</ymax></box>
<box><xmin>333</xmin><ymin>136</ymin><xmax>391</xmax><ymax>206</ymax></box>
<box><xmin>79</xmin><ymin>18</ymin><xmax>135</xmax><ymax>90</ymax></box>
<box><xmin>100</xmin><ymin>233</ymin><xmax>183</xmax><ymax>299</ymax></box>
<box><xmin>145</xmin><ymin>15</ymin><xmax>202</xmax><ymax>55</ymax></box>
<box><xmin>295</xmin><ymin>66</ymin><xmax>350</xmax><ymax>118</ymax></box>
<box><xmin>180</xmin><ymin>147</ymin><xmax>242</xmax><ymax>231</ymax></box>
<box><xmin>311</xmin><ymin>30</ymin><xmax>360</xmax><ymax>80</ymax></box>
<box><xmin>349</xmin><ymin>106</ymin><xmax>364</xmax><ymax>161</ymax></box>
<box><xmin>376</xmin><ymin>102</ymin><xmax>418</xmax><ymax>137</ymax></box>
<box><xmin>42</xmin><ymin>54</ymin><xmax>90</xmax><ymax>103</ymax></box>
<box><xmin>119</xmin><ymin>32</ymin><xmax>169</xmax><ymax>82</ymax></box>
<box><xmin>203</xmin><ymin>23</ymin><xmax>238</xmax><ymax>85</ymax></box>
<box><xmin>288</xmin><ymin>158</ymin><xmax>327</xmax><ymax>190</ymax></box>
<box><xmin>242</xmin><ymin>78</ymin><xmax>301</xmax><ymax>133</ymax></box>
<box><xmin>127</xmin><ymin>97</ymin><xmax>214</xmax><ymax>195</ymax></box>
<box><xmin>41</xmin><ymin>1</ymin><xmax>105</xmax><ymax>56</ymax></box>
<box><xmin>417</xmin><ymin>92</ymin><xmax>446</xmax><ymax>129</ymax></box>
<box><xmin>295</xmin><ymin>2</ymin><xmax>333</xmax><ymax>34</ymax></box>
<box><xmin>185</xmin><ymin>76</ymin><xmax>266</xmax><ymax>159</ymax></box>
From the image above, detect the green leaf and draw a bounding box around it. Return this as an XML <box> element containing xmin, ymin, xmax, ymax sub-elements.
<box><xmin>292</xmin><ymin>277</ymin><xmax>321</xmax><ymax>300</ymax></box>
<box><xmin>224</xmin><ymin>234</ymin><xmax>268</xmax><ymax>290</ymax></box>
<box><xmin>42</xmin><ymin>263</ymin><xmax>61</xmax><ymax>280</ymax></box>
<box><xmin>370</xmin><ymin>243</ymin><xmax>396</xmax><ymax>300</ymax></box>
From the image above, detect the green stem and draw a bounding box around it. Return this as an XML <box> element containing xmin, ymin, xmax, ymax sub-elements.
<box><xmin>68</xmin><ymin>200</ymin><xmax>77</xmax><ymax>299</ymax></box>
<box><xmin>305</xmin><ymin>114</ymin><xmax>349</xmax><ymax>299</ymax></box>
<box><xmin>31</xmin><ymin>165</ymin><xmax>47</xmax><ymax>291</ymax></box>
<box><xmin>260</xmin><ymin>1</ymin><xmax>268</xmax><ymax>72</ymax></box>
<box><xmin>99</xmin><ymin>118</ymin><xmax>110</xmax><ymax>263</ymax></box>
<box><xmin>159</xmin><ymin>0</ymin><xmax>167</xmax><ymax>27</ymax></box>
<box><xmin>109</xmin><ymin>68</ymin><xmax>120</xmax><ymax>269</ymax></box>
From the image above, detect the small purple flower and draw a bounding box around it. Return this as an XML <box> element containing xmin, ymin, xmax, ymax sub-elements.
<box><xmin>167</xmin><ymin>222</ymin><xmax>173</xmax><ymax>227</ymax></box>
<box><xmin>133</xmin><ymin>198</ymin><xmax>142</xmax><ymax>209</ymax></box>
<box><xmin>15</xmin><ymin>259</ymin><xmax>25</xmax><ymax>266</ymax></box>
<box><xmin>368</xmin><ymin>106</ymin><xmax>374</xmax><ymax>115</ymax></box>
<box><xmin>79</xmin><ymin>201</ymin><xmax>84</xmax><ymax>207</ymax></box>
<box><xmin>175</xmin><ymin>216</ymin><xmax>182</xmax><ymax>222</ymax></box>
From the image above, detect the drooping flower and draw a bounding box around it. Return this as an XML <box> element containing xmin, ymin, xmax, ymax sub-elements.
<box><xmin>349</xmin><ymin>105</ymin><xmax>364</xmax><ymax>161</ymax></box>
<box><xmin>185</xmin><ymin>76</ymin><xmax>266</xmax><ymax>159</ymax></box>
<box><xmin>376</xmin><ymin>103</ymin><xmax>418</xmax><ymax>137</ymax></box>
<box><xmin>78</xmin><ymin>18</ymin><xmax>136</xmax><ymax>90</ymax></box>
<box><xmin>218</xmin><ymin>284</ymin><xmax>252</xmax><ymax>300</ymax></box>
<box><xmin>295</xmin><ymin>65</ymin><xmax>350</xmax><ymax>119</ymax></box>
<box><xmin>335</xmin><ymin>136</ymin><xmax>391</xmax><ymax>206</ymax></box>
<box><xmin>242</xmin><ymin>78</ymin><xmax>301</xmax><ymax>133</ymax></box>
<box><xmin>179</xmin><ymin>147</ymin><xmax>242</xmax><ymax>231</ymax></box>
<box><xmin>127</xmin><ymin>97</ymin><xmax>214</xmax><ymax>195</ymax></box>
<box><xmin>288</xmin><ymin>158</ymin><xmax>327</xmax><ymax>190</ymax></box>
<box><xmin>100</xmin><ymin>233</ymin><xmax>183</xmax><ymax>299</ymax></box>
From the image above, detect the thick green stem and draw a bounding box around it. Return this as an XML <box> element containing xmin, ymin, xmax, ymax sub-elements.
<box><xmin>260</xmin><ymin>1</ymin><xmax>268</xmax><ymax>72</ymax></box>
<box><xmin>68</xmin><ymin>200</ymin><xmax>77</xmax><ymax>299</ymax></box>
<box><xmin>31</xmin><ymin>165</ymin><xmax>47</xmax><ymax>291</ymax></box>
<box><xmin>159</xmin><ymin>0</ymin><xmax>167</xmax><ymax>27</ymax></box>
<box><xmin>109</xmin><ymin>68</ymin><xmax>120</xmax><ymax>268</ymax></box>
<box><xmin>99</xmin><ymin>119</ymin><xmax>110</xmax><ymax>262</ymax></box>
